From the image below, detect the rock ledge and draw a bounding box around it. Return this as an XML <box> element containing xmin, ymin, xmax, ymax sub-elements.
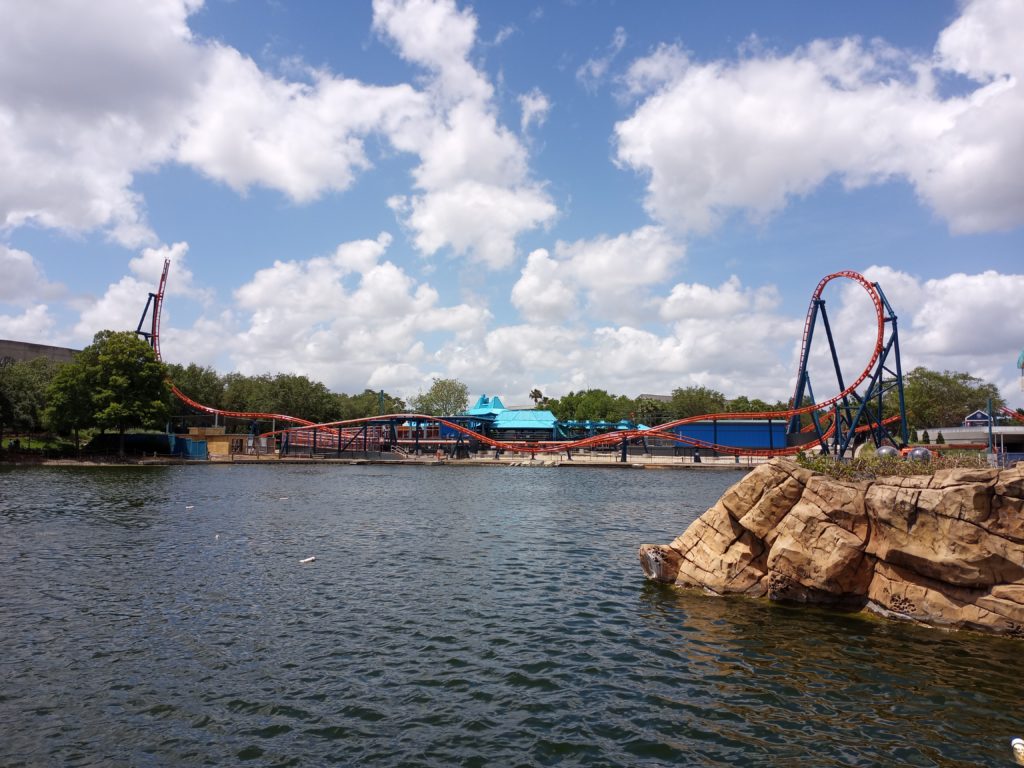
<box><xmin>639</xmin><ymin>458</ymin><xmax>1024</xmax><ymax>637</ymax></box>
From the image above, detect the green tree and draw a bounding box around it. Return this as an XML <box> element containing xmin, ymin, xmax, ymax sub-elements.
<box><xmin>921</xmin><ymin>430</ymin><xmax>930</xmax><ymax>444</ymax></box>
<box><xmin>669</xmin><ymin>386</ymin><xmax>727</xmax><ymax>419</ymax></box>
<box><xmin>167</xmin><ymin>364</ymin><xmax>410</xmax><ymax>426</ymax></box>
<box><xmin>0</xmin><ymin>357</ymin><xmax>61</xmax><ymax>443</ymax></box>
<box><xmin>85</xmin><ymin>331</ymin><xmax>170</xmax><ymax>456</ymax></box>
<box><xmin>574</xmin><ymin>390</ymin><xmax>617</xmax><ymax>421</ymax></box>
<box><xmin>269</xmin><ymin>373</ymin><xmax>336</xmax><ymax>423</ymax></box>
<box><xmin>222</xmin><ymin>373</ymin><xmax>275</xmax><ymax>415</ymax></box>
<box><xmin>545</xmin><ymin>389</ymin><xmax>631</xmax><ymax>422</ymax></box>
<box><xmin>545</xmin><ymin>391</ymin><xmax>575</xmax><ymax>420</ymax></box>
<box><xmin>727</xmin><ymin>396</ymin><xmax>774</xmax><ymax>414</ymax></box>
<box><xmin>336</xmin><ymin>389</ymin><xmax>405</xmax><ymax>420</ymax></box>
<box><xmin>410</xmin><ymin>377</ymin><xmax>469</xmax><ymax>416</ymax></box>
<box><xmin>43</xmin><ymin>359</ymin><xmax>93</xmax><ymax>455</ymax></box>
<box><xmin>633</xmin><ymin>397</ymin><xmax>667</xmax><ymax>425</ymax></box>
<box><xmin>900</xmin><ymin>367</ymin><xmax>1004</xmax><ymax>429</ymax></box>
<box><xmin>529</xmin><ymin>388</ymin><xmax>543</xmax><ymax>407</ymax></box>
<box><xmin>166</xmin><ymin>363</ymin><xmax>224</xmax><ymax>412</ymax></box>
<box><xmin>936</xmin><ymin>431</ymin><xmax>945</xmax><ymax>444</ymax></box>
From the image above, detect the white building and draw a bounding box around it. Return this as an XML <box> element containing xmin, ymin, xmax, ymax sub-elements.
<box><xmin>921</xmin><ymin>409</ymin><xmax>1024</xmax><ymax>465</ymax></box>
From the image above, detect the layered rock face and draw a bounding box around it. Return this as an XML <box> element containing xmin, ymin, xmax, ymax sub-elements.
<box><xmin>639</xmin><ymin>458</ymin><xmax>1024</xmax><ymax>636</ymax></box>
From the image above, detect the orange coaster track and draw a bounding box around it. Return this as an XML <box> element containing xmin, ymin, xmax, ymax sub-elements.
<box><xmin>141</xmin><ymin>257</ymin><xmax>323</xmax><ymax>430</ymax></box>
<box><xmin>1000</xmin><ymin>406</ymin><xmax>1024</xmax><ymax>425</ymax></box>
<box><xmin>144</xmin><ymin>263</ymin><xmax>906</xmax><ymax>458</ymax></box>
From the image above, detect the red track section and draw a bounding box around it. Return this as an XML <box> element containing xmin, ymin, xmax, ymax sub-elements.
<box><xmin>151</xmin><ymin>259</ymin><xmax>170</xmax><ymax>361</ymax></box>
<box><xmin>155</xmin><ymin>267</ymin><xmax>897</xmax><ymax>456</ymax></box>
<box><xmin>260</xmin><ymin>411</ymin><xmax>900</xmax><ymax>458</ymax></box>
<box><xmin>149</xmin><ymin>258</ymin><xmax>321</xmax><ymax>428</ymax></box>
<box><xmin>256</xmin><ymin>272</ymin><xmax>894</xmax><ymax>456</ymax></box>
<box><xmin>170</xmin><ymin>384</ymin><xmax>317</xmax><ymax>427</ymax></box>
<box><xmin>1000</xmin><ymin>406</ymin><xmax>1024</xmax><ymax>425</ymax></box>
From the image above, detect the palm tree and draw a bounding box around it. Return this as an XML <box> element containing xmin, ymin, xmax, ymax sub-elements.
<box><xmin>529</xmin><ymin>388</ymin><xmax>543</xmax><ymax>407</ymax></box>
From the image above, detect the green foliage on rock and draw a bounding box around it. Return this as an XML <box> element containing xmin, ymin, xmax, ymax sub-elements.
<box><xmin>796</xmin><ymin>450</ymin><xmax>988</xmax><ymax>480</ymax></box>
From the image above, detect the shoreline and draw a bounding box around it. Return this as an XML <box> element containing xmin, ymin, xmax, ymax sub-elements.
<box><xmin>2</xmin><ymin>454</ymin><xmax>759</xmax><ymax>471</ymax></box>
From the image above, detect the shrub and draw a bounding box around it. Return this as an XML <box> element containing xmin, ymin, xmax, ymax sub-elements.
<box><xmin>795</xmin><ymin>450</ymin><xmax>987</xmax><ymax>480</ymax></box>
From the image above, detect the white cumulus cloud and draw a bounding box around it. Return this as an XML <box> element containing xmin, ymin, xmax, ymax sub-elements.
<box><xmin>519</xmin><ymin>88</ymin><xmax>551</xmax><ymax>133</ymax></box>
<box><xmin>615</xmin><ymin>0</ymin><xmax>1024</xmax><ymax>235</ymax></box>
<box><xmin>511</xmin><ymin>226</ymin><xmax>685</xmax><ymax>324</ymax></box>
<box><xmin>227</xmin><ymin>232</ymin><xmax>491</xmax><ymax>394</ymax></box>
<box><xmin>0</xmin><ymin>305</ymin><xmax>58</xmax><ymax>343</ymax></box>
<box><xmin>0</xmin><ymin>0</ymin><xmax>553</xmax><ymax>268</ymax></box>
<box><xmin>577</xmin><ymin>26</ymin><xmax>627</xmax><ymax>91</ymax></box>
<box><xmin>73</xmin><ymin>240</ymin><xmax>206</xmax><ymax>345</ymax></box>
<box><xmin>0</xmin><ymin>246</ymin><xmax>64</xmax><ymax>305</ymax></box>
<box><xmin>374</xmin><ymin>0</ymin><xmax>557</xmax><ymax>267</ymax></box>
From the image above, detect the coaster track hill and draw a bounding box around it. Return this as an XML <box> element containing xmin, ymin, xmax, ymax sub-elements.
<box><xmin>137</xmin><ymin>261</ymin><xmax>907</xmax><ymax>460</ymax></box>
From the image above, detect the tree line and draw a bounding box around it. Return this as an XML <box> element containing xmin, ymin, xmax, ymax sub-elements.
<box><xmin>1</xmin><ymin>329</ymin><xmax>1015</xmax><ymax>456</ymax></box>
<box><xmin>540</xmin><ymin>386</ymin><xmax>791</xmax><ymax>424</ymax></box>
<box><xmin>539</xmin><ymin>368</ymin><xmax>1011</xmax><ymax>433</ymax></box>
<box><xmin>0</xmin><ymin>331</ymin><xmax>409</xmax><ymax>456</ymax></box>
<box><xmin>166</xmin><ymin>363</ymin><xmax>407</xmax><ymax>425</ymax></box>
<box><xmin>1</xmin><ymin>331</ymin><xmax>168</xmax><ymax>456</ymax></box>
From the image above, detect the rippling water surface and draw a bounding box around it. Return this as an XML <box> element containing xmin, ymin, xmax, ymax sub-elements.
<box><xmin>1</xmin><ymin>464</ymin><xmax>1021</xmax><ymax>766</ymax></box>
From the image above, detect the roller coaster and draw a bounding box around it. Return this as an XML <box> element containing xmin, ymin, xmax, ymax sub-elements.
<box><xmin>138</xmin><ymin>261</ymin><xmax>908</xmax><ymax>459</ymax></box>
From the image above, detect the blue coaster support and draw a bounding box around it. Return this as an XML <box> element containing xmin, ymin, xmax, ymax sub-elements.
<box><xmin>786</xmin><ymin>274</ymin><xmax>908</xmax><ymax>458</ymax></box>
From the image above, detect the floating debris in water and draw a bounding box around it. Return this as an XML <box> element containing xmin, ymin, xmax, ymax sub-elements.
<box><xmin>1013</xmin><ymin>738</ymin><xmax>1024</xmax><ymax>765</ymax></box>
<box><xmin>299</xmin><ymin>556</ymin><xmax>316</xmax><ymax>564</ymax></box>
<box><xmin>279</xmin><ymin>497</ymin><xmax>289</xmax><ymax>501</ymax></box>
<box><xmin>185</xmin><ymin>505</ymin><xmax>195</xmax><ymax>510</ymax></box>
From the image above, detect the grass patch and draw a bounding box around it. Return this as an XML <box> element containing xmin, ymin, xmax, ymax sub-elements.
<box><xmin>795</xmin><ymin>450</ymin><xmax>989</xmax><ymax>480</ymax></box>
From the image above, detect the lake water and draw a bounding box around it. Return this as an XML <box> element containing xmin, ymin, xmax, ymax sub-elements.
<box><xmin>1</xmin><ymin>464</ymin><xmax>1021</xmax><ymax>766</ymax></box>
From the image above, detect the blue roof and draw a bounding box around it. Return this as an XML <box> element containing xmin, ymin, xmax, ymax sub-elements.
<box><xmin>459</xmin><ymin>394</ymin><xmax>563</xmax><ymax>431</ymax></box>
<box><xmin>493</xmin><ymin>409</ymin><xmax>557</xmax><ymax>430</ymax></box>
<box><xmin>464</xmin><ymin>394</ymin><xmax>506</xmax><ymax>416</ymax></box>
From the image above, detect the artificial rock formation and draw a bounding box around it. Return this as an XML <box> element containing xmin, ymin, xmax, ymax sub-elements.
<box><xmin>639</xmin><ymin>458</ymin><xmax>1024</xmax><ymax>637</ymax></box>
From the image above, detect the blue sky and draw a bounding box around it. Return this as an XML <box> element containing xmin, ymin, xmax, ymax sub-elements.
<box><xmin>1</xmin><ymin>0</ymin><xmax>1022</xmax><ymax>408</ymax></box>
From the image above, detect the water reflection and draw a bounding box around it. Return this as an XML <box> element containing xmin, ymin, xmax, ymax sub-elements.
<box><xmin>639</xmin><ymin>581</ymin><xmax>1024</xmax><ymax>765</ymax></box>
<box><xmin>1</xmin><ymin>464</ymin><xmax>1020</xmax><ymax>766</ymax></box>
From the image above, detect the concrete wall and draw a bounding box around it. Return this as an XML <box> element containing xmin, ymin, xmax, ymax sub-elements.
<box><xmin>0</xmin><ymin>339</ymin><xmax>79</xmax><ymax>364</ymax></box>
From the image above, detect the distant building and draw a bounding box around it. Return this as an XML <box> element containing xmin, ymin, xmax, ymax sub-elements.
<box><xmin>0</xmin><ymin>339</ymin><xmax>79</xmax><ymax>365</ymax></box>
<box><xmin>637</xmin><ymin>393</ymin><xmax>672</xmax><ymax>402</ymax></box>
<box><xmin>921</xmin><ymin>409</ymin><xmax>1024</xmax><ymax>464</ymax></box>
<box><xmin>455</xmin><ymin>394</ymin><xmax>561</xmax><ymax>440</ymax></box>
<box><xmin>963</xmin><ymin>409</ymin><xmax>992</xmax><ymax>427</ymax></box>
